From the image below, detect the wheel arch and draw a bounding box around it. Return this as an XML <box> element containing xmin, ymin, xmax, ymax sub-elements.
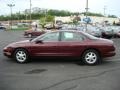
<box><xmin>12</xmin><ymin>47</ymin><xmax>30</xmax><ymax>57</ymax></box>
<box><xmin>81</xmin><ymin>48</ymin><xmax>102</xmax><ymax>58</ymax></box>
<box><xmin>80</xmin><ymin>47</ymin><xmax>102</xmax><ymax>65</ymax></box>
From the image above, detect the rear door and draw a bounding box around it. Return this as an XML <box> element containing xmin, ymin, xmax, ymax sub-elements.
<box><xmin>57</xmin><ymin>31</ymin><xmax>86</xmax><ymax>56</ymax></box>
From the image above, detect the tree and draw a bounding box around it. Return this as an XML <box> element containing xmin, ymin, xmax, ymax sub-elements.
<box><xmin>39</xmin><ymin>17</ymin><xmax>46</xmax><ymax>28</ymax></box>
<box><xmin>72</xmin><ymin>16</ymin><xmax>81</xmax><ymax>25</ymax></box>
<box><xmin>47</xmin><ymin>9</ymin><xmax>71</xmax><ymax>16</ymax></box>
<box><xmin>108</xmin><ymin>15</ymin><xmax>117</xmax><ymax>18</ymax></box>
<box><xmin>39</xmin><ymin>15</ymin><xmax>54</xmax><ymax>28</ymax></box>
<box><xmin>45</xmin><ymin>15</ymin><xmax>54</xmax><ymax>22</ymax></box>
<box><xmin>82</xmin><ymin>12</ymin><xmax>104</xmax><ymax>17</ymax></box>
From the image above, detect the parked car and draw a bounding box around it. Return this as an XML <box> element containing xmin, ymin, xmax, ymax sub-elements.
<box><xmin>101</xmin><ymin>26</ymin><xmax>114</xmax><ymax>39</ymax></box>
<box><xmin>114</xmin><ymin>30</ymin><xmax>120</xmax><ymax>38</ymax></box>
<box><xmin>76</xmin><ymin>25</ymin><xmax>84</xmax><ymax>31</ymax></box>
<box><xmin>44</xmin><ymin>23</ymin><xmax>62</xmax><ymax>29</ymax></box>
<box><xmin>44</xmin><ymin>23</ymin><xmax>53</xmax><ymax>29</ymax></box>
<box><xmin>111</xmin><ymin>26</ymin><xmax>120</xmax><ymax>38</ymax></box>
<box><xmin>0</xmin><ymin>26</ymin><xmax>6</xmax><ymax>30</ymax></box>
<box><xmin>86</xmin><ymin>25</ymin><xmax>102</xmax><ymax>37</ymax></box>
<box><xmin>61</xmin><ymin>25</ymin><xmax>83</xmax><ymax>31</ymax></box>
<box><xmin>24</xmin><ymin>30</ymin><xmax>46</xmax><ymax>38</ymax></box>
<box><xmin>4</xmin><ymin>30</ymin><xmax>116</xmax><ymax>65</ymax></box>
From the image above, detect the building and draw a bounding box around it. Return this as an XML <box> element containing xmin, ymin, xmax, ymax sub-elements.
<box><xmin>55</xmin><ymin>16</ymin><xmax>119</xmax><ymax>24</ymax></box>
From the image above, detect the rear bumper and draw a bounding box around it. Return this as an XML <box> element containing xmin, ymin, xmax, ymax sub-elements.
<box><xmin>103</xmin><ymin>51</ymin><xmax>116</xmax><ymax>57</ymax></box>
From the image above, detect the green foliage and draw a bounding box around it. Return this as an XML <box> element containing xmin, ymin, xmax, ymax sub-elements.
<box><xmin>46</xmin><ymin>15</ymin><xmax>54</xmax><ymax>22</ymax></box>
<box><xmin>11</xmin><ymin>27</ymin><xmax>29</xmax><ymax>31</ymax></box>
<box><xmin>0</xmin><ymin>15</ymin><xmax>10</xmax><ymax>21</ymax></box>
<box><xmin>108</xmin><ymin>15</ymin><xmax>117</xmax><ymax>18</ymax></box>
<box><xmin>82</xmin><ymin>12</ymin><xmax>104</xmax><ymax>17</ymax></box>
<box><xmin>72</xmin><ymin>20</ymin><xmax>78</xmax><ymax>25</ymax></box>
<box><xmin>39</xmin><ymin>17</ymin><xmax>46</xmax><ymax>28</ymax></box>
<box><xmin>0</xmin><ymin>8</ymin><xmax>117</xmax><ymax>21</ymax></box>
<box><xmin>39</xmin><ymin>15</ymin><xmax>54</xmax><ymax>28</ymax></box>
<box><xmin>47</xmin><ymin>9</ymin><xmax>71</xmax><ymax>16</ymax></box>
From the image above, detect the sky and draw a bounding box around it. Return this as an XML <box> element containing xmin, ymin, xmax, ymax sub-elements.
<box><xmin>0</xmin><ymin>0</ymin><xmax>120</xmax><ymax>17</ymax></box>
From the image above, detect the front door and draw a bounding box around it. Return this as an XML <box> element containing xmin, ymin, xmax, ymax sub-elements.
<box><xmin>31</xmin><ymin>32</ymin><xmax>60</xmax><ymax>56</ymax></box>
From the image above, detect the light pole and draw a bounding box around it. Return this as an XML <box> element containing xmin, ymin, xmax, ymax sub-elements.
<box><xmin>7</xmin><ymin>4</ymin><xmax>15</xmax><ymax>30</ymax></box>
<box><xmin>85</xmin><ymin>0</ymin><xmax>89</xmax><ymax>31</ymax></box>
<box><xmin>45</xmin><ymin>9</ymin><xmax>47</xmax><ymax>21</ymax></box>
<box><xmin>104</xmin><ymin>6</ymin><xmax>107</xmax><ymax>17</ymax></box>
<box><xmin>26</xmin><ymin>13</ymin><xmax>28</xmax><ymax>23</ymax></box>
<box><xmin>103</xmin><ymin>6</ymin><xmax>107</xmax><ymax>25</ymax></box>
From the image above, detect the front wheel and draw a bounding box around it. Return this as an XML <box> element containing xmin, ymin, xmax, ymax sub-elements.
<box><xmin>28</xmin><ymin>34</ymin><xmax>32</xmax><ymax>38</ymax></box>
<box><xmin>82</xmin><ymin>49</ymin><xmax>101</xmax><ymax>65</ymax></box>
<box><xmin>14</xmin><ymin>49</ymin><xmax>29</xmax><ymax>63</ymax></box>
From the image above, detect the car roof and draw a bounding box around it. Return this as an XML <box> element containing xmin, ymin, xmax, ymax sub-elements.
<box><xmin>50</xmin><ymin>30</ymin><xmax>82</xmax><ymax>33</ymax></box>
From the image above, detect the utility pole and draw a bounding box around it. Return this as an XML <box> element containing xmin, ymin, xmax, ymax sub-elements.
<box><xmin>45</xmin><ymin>9</ymin><xmax>47</xmax><ymax>21</ymax></box>
<box><xmin>7</xmin><ymin>3</ymin><xmax>15</xmax><ymax>30</ymax></box>
<box><xmin>104</xmin><ymin>6</ymin><xmax>107</xmax><ymax>17</ymax></box>
<box><xmin>85</xmin><ymin>0</ymin><xmax>89</xmax><ymax>31</ymax></box>
<box><xmin>30</xmin><ymin>0</ymin><xmax>32</xmax><ymax>22</ymax></box>
<box><xmin>19</xmin><ymin>11</ymin><xmax>21</xmax><ymax>23</ymax></box>
<box><xmin>103</xmin><ymin>6</ymin><xmax>107</xmax><ymax>25</ymax></box>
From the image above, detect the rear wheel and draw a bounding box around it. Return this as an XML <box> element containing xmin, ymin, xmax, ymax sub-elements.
<box><xmin>14</xmin><ymin>49</ymin><xmax>29</xmax><ymax>63</ymax></box>
<box><xmin>82</xmin><ymin>49</ymin><xmax>101</xmax><ymax>65</ymax></box>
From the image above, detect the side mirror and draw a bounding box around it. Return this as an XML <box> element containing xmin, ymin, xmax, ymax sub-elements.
<box><xmin>35</xmin><ymin>40</ymin><xmax>43</xmax><ymax>44</ymax></box>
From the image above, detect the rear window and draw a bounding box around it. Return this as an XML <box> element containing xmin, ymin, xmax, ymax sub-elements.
<box><xmin>82</xmin><ymin>32</ymin><xmax>98</xmax><ymax>40</ymax></box>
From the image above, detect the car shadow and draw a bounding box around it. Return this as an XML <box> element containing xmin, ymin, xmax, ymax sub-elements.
<box><xmin>30</xmin><ymin>57</ymin><xmax>80</xmax><ymax>64</ymax></box>
<box><xmin>4</xmin><ymin>57</ymin><xmax>115</xmax><ymax>66</ymax></box>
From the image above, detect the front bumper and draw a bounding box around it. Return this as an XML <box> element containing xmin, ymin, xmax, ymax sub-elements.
<box><xmin>3</xmin><ymin>47</ymin><xmax>13</xmax><ymax>58</ymax></box>
<box><xmin>3</xmin><ymin>52</ymin><xmax>12</xmax><ymax>58</ymax></box>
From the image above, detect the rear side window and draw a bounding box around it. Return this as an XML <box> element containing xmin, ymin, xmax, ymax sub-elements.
<box><xmin>64</xmin><ymin>32</ymin><xmax>74</xmax><ymax>39</ymax></box>
<box><xmin>61</xmin><ymin>32</ymin><xmax>85</xmax><ymax>41</ymax></box>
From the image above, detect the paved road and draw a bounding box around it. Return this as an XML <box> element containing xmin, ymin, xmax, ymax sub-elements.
<box><xmin>0</xmin><ymin>31</ymin><xmax>120</xmax><ymax>90</ymax></box>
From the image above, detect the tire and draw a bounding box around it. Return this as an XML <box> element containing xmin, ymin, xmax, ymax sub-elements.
<box><xmin>14</xmin><ymin>49</ymin><xmax>29</xmax><ymax>64</ymax></box>
<box><xmin>107</xmin><ymin>36</ymin><xmax>113</xmax><ymax>39</ymax></box>
<box><xmin>82</xmin><ymin>49</ymin><xmax>101</xmax><ymax>65</ymax></box>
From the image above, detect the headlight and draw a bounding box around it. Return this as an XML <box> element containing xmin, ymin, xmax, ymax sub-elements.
<box><xmin>3</xmin><ymin>46</ymin><xmax>13</xmax><ymax>52</ymax></box>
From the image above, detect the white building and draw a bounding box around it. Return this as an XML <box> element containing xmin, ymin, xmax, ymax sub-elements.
<box><xmin>55</xmin><ymin>16</ymin><xmax>119</xmax><ymax>24</ymax></box>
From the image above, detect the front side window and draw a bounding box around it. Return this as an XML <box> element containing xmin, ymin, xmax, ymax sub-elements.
<box><xmin>39</xmin><ymin>32</ymin><xmax>59</xmax><ymax>42</ymax></box>
<box><xmin>61</xmin><ymin>32</ymin><xmax>85</xmax><ymax>41</ymax></box>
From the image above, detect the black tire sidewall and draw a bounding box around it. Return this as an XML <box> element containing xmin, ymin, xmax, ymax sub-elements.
<box><xmin>14</xmin><ymin>49</ymin><xmax>29</xmax><ymax>63</ymax></box>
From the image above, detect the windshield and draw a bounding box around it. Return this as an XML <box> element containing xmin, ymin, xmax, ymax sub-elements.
<box><xmin>31</xmin><ymin>32</ymin><xmax>49</xmax><ymax>42</ymax></box>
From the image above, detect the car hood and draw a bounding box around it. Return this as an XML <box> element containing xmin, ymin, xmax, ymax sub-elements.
<box><xmin>6</xmin><ymin>40</ymin><xmax>31</xmax><ymax>48</ymax></box>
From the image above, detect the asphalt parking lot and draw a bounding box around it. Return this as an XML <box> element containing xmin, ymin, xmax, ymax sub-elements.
<box><xmin>0</xmin><ymin>30</ymin><xmax>120</xmax><ymax>90</ymax></box>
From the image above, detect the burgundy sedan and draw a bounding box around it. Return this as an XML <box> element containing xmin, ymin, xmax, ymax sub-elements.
<box><xmin>3</xmin><ymin>30</ymin><xmax>116</xmax><ymax>65</ymax></box>
<box><xmin>24</xmin><ymin>30</ymin><xmax>46</xmax><ymax>38</ymax></box>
